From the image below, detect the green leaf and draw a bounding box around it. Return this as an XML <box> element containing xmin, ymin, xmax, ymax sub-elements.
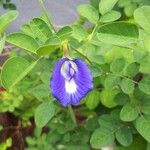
<box><xmin>115</xmin><ymin>126</ymin><xmax>133</xmax><ymax>146</ymax></box>
<box><xmin>139</xmin><ymin>76</ymin><xmax>150</xmax><ymax>95</ymax></box>
<box><xmin>100</xmin><ymin>89</ymin><xmax>118</xmax><ymax>108</ymax></box>
<box><xmin>1</xmin><ymin>57</ymin><xmax>38</xmax><ymax>89</ymax></box>
<box><xmin>77</xmin><ymin>4</ymin><xmax>99</xmax><ymax>24</ymax></box>
<box><xmin>120</xmin><ymin>103</ymin><xmax>138</xmax><ymax>121</ymax></box>
<box><xmin>125</xmin><ymin>62</ymin><xmax>139</xmax><ymax>77</ymax></box>
<box><xmin>104</xmin><ymin>74</ymin><xmax>120</xmax><ymax>90</ymax></box>
<box><xmin>6</xmin><ymin>33</ymin><xmax>39</xmax><ymax>53</ymax></box>
<box><xmin>36</xmin><ymin>44</ymin><xmax>59</xmax><ymax>56</ymax></box>
<box><xmin>72</xmin><ymin>25</ymin><xmax>88</xmax><ymax>41</ymax></box>
<box><xmin>134</xmin><ymin>6</ymin><xmax>150</xmax><ymax>34</ymax></box>
<box><xmin>85</xmin><ymin>90</ymin><xmax>100</xmax><ymax>110</ymax></box>
<box><xmin>99</xmin><ymin>0</ymin><xmax>119</xmax><ymax>15</ymax></box>
<box><xmin>120</xmin><ymin>78</ymin><xmax>134</xmax><ymax>94</ymax></box>
<box><xmin>0</xmin><ymin>35</ymin><xmax>5</xmax><ymax>54</ymax></box>
<box><xmin>21</xmin><ymin>24</ymin><xmax>33</xmax><ymax>37</ymax></box>
<box><xmin>139</xmin><ymin>55</ymin><xmax>150</xmax><ymax>74</ymax></box>
<box><xmin>35</xmin><ymin>101</ymin><xmax>55</xmax><ymax>128</ymax></box>
<box><xmin>90</xmin><ymin>127</ymin><xmax>115</xmax><ymax>148</ymax></box>
<box><xmin>32</xmin><ymin>84</ymin><xmax>50</xmax><ymax>101</ymax></box>
<box><xmin>56</xmin><ymin>26</ymin><xmax>72</xmax><ymax>39</ymax></box>
<box><xmin>30</xmin><ymin>18</ymin><xmax>52</xmax><ymax>43</ymax></box>
<box><xmin>45</xmin><ymin>35</ymin><xmax>61</xmax><ymax>45</ymax></box>
<box><xmin>97</xmin><ymin>22</ymin><xmax>139</xmax><ymax>46</ymax></box>
<box><xmin>135</xmin><ymin>116</ymin><xmax>150</xmax><ymax>142</ymax></box>
<box><xmin>110</xmin><ymin>58</ymin><xmax>126</xmax><ymax>74</ymax></box>
<box><xmin>100</xmin><ymin>10</ymin><xmax>121</xmax><ymax>23</ymax></box>
<box><xmin>114</xmin><ymin>92</ymin><xmax>130</xmax><ymax>105</ymax></box>
<box><xmin>141</xmin><ymin>101</ymin><xmax>150</xmax><ymax>115</ymax></box>
<box><xmin>98</xmin><ymin>114</ymin><xmax>117</xmax><ymax>130</ymax></box>
<box><xmin>0</xmin><ymin>11</ymin><xmax>18</xmax><ymax>34</ymax></box>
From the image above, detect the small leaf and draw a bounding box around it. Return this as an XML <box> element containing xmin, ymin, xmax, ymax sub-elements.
<box><xmin>139</xmin><ymin>76</ymin><xmax>150</xmax><ymax>95</ymax></box>
<box><xmin>115</xmin><ymin>126</ymin><xmax>133</xmax><ymax>146</ymax></box>
<box><xmin>90</xmin><ymin>127</ymin><xmax>115</xmax><ymax>148</ymax></box>
<box><xmin>35</xmin><ymin>102</ymin><xmax>55</xmax><ymax>128</ymax></box>
<box><xmin>36</xmin><ymin>44</ymin><xmax>59</xmax><ymax>56</ymax></box>
<box><xmin>0</xmin><ymin>11</ymin><xmax>18</xmax><ymax>34</ymax></box>
<box><xmin>100</xmin><ymin>10</ymin><xmax>121</xmax><ymax>23</ymax></box>
<box><xmin>1</xmin><ymin>57</ymin><xmax>38</xmax><ymax>89</ymax></box>
<box><xmin>104</xmin><ymin>74</ymin><xmax>120</xmax><ymax>90</ymax></box>
<box><xmin>134</xmin><ymin>6</ymin><xmax>150</xmax><ymax>34</ymax></box>
<box><xmin>99</xmin><ymin>0</ymin><xmax>119</xmax><ymax>15</ymax></box>
<box><xmin>45</xmin><ymin>35</ymin><xmax>61</xmax><ymax>45</ymax></box>
<box><xmin>139</xmin><ymin>55</ymin><xmax>150</xmax><ymax>74</ymax></box>
<box><xmin>125</xmin><ymin>62</ymin><xmax>139</xmax><ymax>77</ymax></box>
<box><xmin>85</xmin><ymin>90</ymin><xmax>100</xmax><ymax>110</ymax></box>
<box><xmin>6</xmin><ymin>33</ymin><xmax>39</xmax><ymax>53</ymax></box>
<box><xmin>77</xmin><ymin>4</ymin><xmax>99</xmax><ymax>24</ymax></box>
<box><xmin>97</xmin><ymin>22</ymin><xmax>139</xmax><ymax>46</ymax></box>
<box><xmin>56</xmin><ymin>26</ymin><xmax>72</xmax><ymax>39</ymax></box>
<box><xmin>120</xmin><ymin>78</ymin><xmax>134</xmax><ymax>94</ymax></box>
<box><xmin>120</xmin><ymin>103</ymin><xmax>138</xmax><ymax>121</ymax></box>
<box><xmin>30</xmin><ymin>18</ymin><xmax>52</xmax><ymax>43</ymax></box>
<box><xmin>135</xmin><ymin>116</ymin><xmax>150</xmax><ymax>142</ymax></box>
<box><xmin>110</xmin><ymin>58</ymin><xmax>126</xmax><ymax>74</ymax></box>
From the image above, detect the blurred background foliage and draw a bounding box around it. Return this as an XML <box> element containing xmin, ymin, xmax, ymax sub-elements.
<box><xmin>0</xmin><ymin>0</ymin><xmax>150</xmax><ymax>150</ymax></box>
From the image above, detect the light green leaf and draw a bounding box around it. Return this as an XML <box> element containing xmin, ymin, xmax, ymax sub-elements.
<box><xmin>97</xmin><ymin>22</ymin><xmax>139</xmax><ymax>46</ymax></box>
<box><xmin>99</xmin><ymin>0</ymin><xmax>119</xmax><ymax>15</ymax></box>
<box><xmin>30</xmin><ymin>18</ymin><xmax>52</xmax><ymax>43</ymax></box>
<box><xmin>56</xmin><ymin>26</ymin><xmax>72</xmax><ymax>39</ymax></box>
<box><xmin>36</xmin><ymin>44</ymin><xmax>59</xmax><ymax>56</ymax></box>
<box><xmin>6</xmin><ymin>33</ymin><xmax>39</xmax><ymax>53</ymax></box>
<box><xmin>139</xmin><ymin>76</ymin><xmax>150</xmax><ymax>95</ymax></box>
<box><xmin>0</xmin><ymin>35</ymin><xmax>5</xmax><ymax>54</ymax></box>
<box><xmin>90</xmin><ymin>127</ymin><xmax>115</xmax><ymax>148</ymax></box>
<box><xmin>110</xmin><ymin>58</ymin><xmax>126</xmax><ymax>74</ymax></box>
<box><xmin>45</xmin><ymin>35</ymin><xmax>61</xmax><ymax>45</ymax></box>
<box><xmin>120</xmin><ymin>103</ymin><xmax>138</xmax><ymax>121</ymax></box>
<box><xmin>77</xmin><ymin>4</ymin><xmax>99</xmax><ymax>24</ymax></box>
<box><xmin>1</xmin><ymin>57</ymin><xmax>38</xmax><ymax>89</ymax></box>
<box><xmin>0</xmin><ymin>11</ymin><xmax>18</xmax><ymax>34</ymax></box>
<box><xmin>115</xmin><ymin>126</ymin><xmax>133</xmax><ymax>146</ymax></box>
<box><xmin>85</xmin><ymin>90</ymin><xmax>100</xmax><ymax>110</ymax></box>
<box><xmin>141</xmin><ymin>101</ymin><xmax>150</xmax><ymax>115</ymax></box>
<box><xmin>135</xmin><ymin>116</ymin><xmax>150</xmax><ymax>142</ymax></box>
<box><xmin>139</xmin><ymin>55</ymin><xmax>150</xmax><ymax>74</ymax></box>
<box><xmin>100</xmin><ymin>10</ymin><xmax>121</xmax><ymax>23</ymax></box>
<box><xmin>21</xmin><ymin>24</ymin><xmax>33</xmax><ymax>36</ymax></box>
<box><xmin>35</xmin><ymin>102</ymin><xmax>55</xmax><ymax>128</ymax></box>
<box><xmin>125</xmin><ymin>62</ymin><xmax>139</xmax><ymax>77</ymax></box>
<box><xmin>104</xmin><ymin>74</ymin><xmax>120</xmax><ymax>90</ymax></box>
<box><xmin>134</xmin><ymin>6</ymin><xmax>150</xmax><ymax>34</ymax></box>
<box><xmin>120</xmin><ymin>78</ymin><xmax>134</xmax><ymax>94</ymax></box>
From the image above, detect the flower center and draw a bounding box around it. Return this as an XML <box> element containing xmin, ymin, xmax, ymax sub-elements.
<box><xmin>61</xmin><ymin>60</ymin><xmax>77</xmax><ymax>81</ymax></box>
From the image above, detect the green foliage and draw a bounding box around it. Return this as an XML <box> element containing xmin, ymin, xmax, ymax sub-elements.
<box><xmin>0</xmin><ymin>0</ymin><xmax>150</xmax><ymax>149</ymax></box>
<box><xmin>0</xmin><ymin>138</ymin><xmax>12</xmax><ymax>150</ymax></box>
<box><xmin>35</xmin><ymin>101</ymin><xmax>55</xmax><ymax>128</ymax></box>
<box><xmin>0</xmin><ymin>11</ymin><xmax>18</xmax><ymax>34</ymax></box>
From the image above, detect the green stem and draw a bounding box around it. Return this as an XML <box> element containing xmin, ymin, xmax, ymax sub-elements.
<box><xmin>38</xmin><ymin>0</ymin><xmax>56</xmax><ymax>33</ymax></box>
<box><xmin>68</xmin><ymin>105</ymin><xmax>77</xmax><ymax>126</ymax></box>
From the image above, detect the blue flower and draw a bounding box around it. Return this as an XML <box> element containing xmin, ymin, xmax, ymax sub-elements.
<box><xmin>50</xmin><ymin>58</ymin><xmax>93</xmax><ymax>106</ymax></box>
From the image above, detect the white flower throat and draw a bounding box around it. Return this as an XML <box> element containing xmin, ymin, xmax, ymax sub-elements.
<box><xmin>61</xmin><ymin>61</ymin><xmax>78</xmax><ymax>94</ymax></box>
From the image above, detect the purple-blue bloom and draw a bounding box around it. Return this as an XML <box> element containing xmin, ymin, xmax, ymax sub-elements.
<box><xmin>50</xmin><ymin>58</ymin><xmax>93</xmax><ymax>106</ymax></box>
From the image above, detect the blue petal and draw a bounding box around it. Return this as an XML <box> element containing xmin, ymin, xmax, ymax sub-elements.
<box><xmin>50</xmin><ymin>58</ymin><xmax>93</xmax><ymax>106</ymax></box>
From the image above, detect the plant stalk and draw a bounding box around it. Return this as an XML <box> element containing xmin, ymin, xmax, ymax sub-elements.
<box><xmin>38</xmin><ymin>0</ymin><xmax>56</xmax><ymax>33</ymax></box>
<box><xmin>68</xmin><ymin>105</ymin><xmax>77</xmax><ymax>126</ymax></box>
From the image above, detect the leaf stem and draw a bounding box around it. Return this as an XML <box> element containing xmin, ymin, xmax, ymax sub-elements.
<box><xmin>68</xmin><ymin>105</ymin><xmax>77</xmax><ymax>126</ymax></box>
<box><xmin>38</xmin><ymin>0</ymin><xmax>56</xmax><ymax>33</ymax></box>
